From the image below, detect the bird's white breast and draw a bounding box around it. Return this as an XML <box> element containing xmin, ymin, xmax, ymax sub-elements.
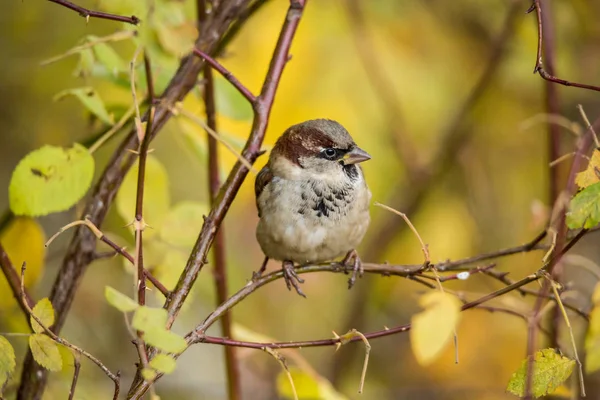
<box><xmin>256</xmin><ymin>167</ymin><xmax>371</xmax><ymax>264</ymax></box>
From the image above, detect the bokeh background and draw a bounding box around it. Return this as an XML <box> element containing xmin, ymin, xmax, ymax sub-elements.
<box><xmin>2</xmin><ymin>0</ymin><xmax>600</xmax><ymax>399</ymax></box>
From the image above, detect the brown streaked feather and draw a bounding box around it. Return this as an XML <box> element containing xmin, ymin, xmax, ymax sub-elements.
<box><xmin>255</xmin><ymin>165</ymin><xmax>273</xmax><ymax>217</ymax></box>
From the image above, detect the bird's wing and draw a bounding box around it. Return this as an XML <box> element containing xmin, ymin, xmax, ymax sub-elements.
<box><xmin>255</xmin><ymin>165</ymin><xmax>273</xmax><ymax>217</ymax></box>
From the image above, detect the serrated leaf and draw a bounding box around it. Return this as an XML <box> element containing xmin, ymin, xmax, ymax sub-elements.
<box><xmin>31</xmin><ymin>298</ymin><xmax>55</xmax><ymax>334</ymax></box>
<box><xmin>115</xmin><ymin>155</ymin><xmax>170</xmax><ymax>237</ymax></box>
<box><xmin>0</xmin><ymin>217</ymin><xmax>45</xmax><ymax>309</ymax></box>
<box><xmin>576</xmin><ymin>149</ymin><xmax>600</xmax><ymax>189</ymax></box>
<box><xmin>159</xmin><ymin>202</ymin><xmax>208</xmax><ymax>248</ymax></box>
<box><xmin>104</xmin><ymin>286</ymin><xmax>139</xmax><ymax>312</ymax></box>
<box><xmin>214</xmin><ymin>75</ymin><xmax>253</xmax><ymax>121</ymax></box>
<box><xmin>141</xmin><ymin>367</ymin><xmax>157</xmax><ymax>381</ymax></box>
<box><xmin>506</xmin><ymin>348</ymin><xmax>575</xmax><ymax>398</ymax></box>
<box><xmin>144</xmin><ymin>328</ymin><xmax>187</xmax><ymax>353</ymax></box>
<box><xmin>410</xmin><ymin>291</ymin><xmax>461</xmax><ymax>366</ymax></box>
<box><xmin>149</xmin><ymin>354</ymin><xmax>176</xmax><ymax>374</ymax></box>
<box><xmin>54</xmin><ymin>87</ymin><xmax>113</xmax><ymax>125</ymax></box>
<box><xmin>9</xmin><ymin>144</ymin><xmax>95</xmax><ymax>217</ymax></box>
<box><xmin>132</xmin><ymin>306</ymin><xmax>167</xmax><ymax>332</ymax></box>
<box><xmin>0</xmin><ymin>335</ymin><xmax>16</xmax><ymax>387</ymax></box>
<box><xmin>566</xmin><ymin>182</ymin><xmax>600</xmax><ymax>229</ymax></box>
<box><xmin>29</xmin><ymin>334</ymin><xmax>62</xmax><ymax>372</ymax></box>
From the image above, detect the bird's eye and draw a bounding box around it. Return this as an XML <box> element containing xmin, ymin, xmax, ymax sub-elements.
<box><xmin>323</xmin><ymin>148</ymin><xmax>337</xmax><ymax>159</ymax></box>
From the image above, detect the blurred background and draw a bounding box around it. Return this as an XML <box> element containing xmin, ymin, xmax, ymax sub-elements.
<box><xmin>2</xmin><ymin>0</ymin><xmax>600</xmax><ymax>398</ymax></box>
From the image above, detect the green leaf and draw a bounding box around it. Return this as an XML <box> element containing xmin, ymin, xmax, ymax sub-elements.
<box><xmin>9</xmin><ymin>144</ymin><xmax>95</xmax><ymax>217</ymax></box>
<box><xmin>214</xmin><ymin>75</ymin><xmax>253</xmax><ymax>121</ymax></box>
<box><xmin>0</xmin><ymin>335</ymin><xmax>16</xmax><ymax>387</ymax></box>
<box><xmin>566</xmin><ymin>182</ymin><xmax>600</xmax><ymax>229</ymax></box>
<box><xmin>159</xmin><ymin>202</ymin><xmax>208</xmax><ymax>248</ymax></box>
<box><xmin>132</xmin><ymin>306</ymin><xmax>167</xmax><ymax>332</ymax></box>
<box><xmin>144</xmin><ymin>328</ymin><xmax>187</xmax><ymax>354</ymax></box>
<box><xmin>73</xmin><ymin>48</ymin><xmax>95</xmax><ymax>78</ymax></box>
<box><xmin>410</xmin><ymin>291</ymin><xmax>461</xmax><ymax>366</ymax></box>
<box><xmin>54</xmin><ymin>87</ymin><xmax>113</xmax><ymax>125</ymax></box>
<box><xmin>104</xmin><ymin>286</ymin><xmax>139</xmax><ymax>312</ymax></box>
<box><xmin>141</xmin><ymin>367</ymin><xmax>157</xmax><ymax>381</ymax></box>
<box><xmin>31</xmin><ymin>298</ymin><xmax>55</xmax><ymax>334</ymax></box>
<box><xmin>92</xmin><ymin>42</ymin><xmax>128</xmax><ymax>75</ymax></box>
<box><xmin>506</xmin><ymin>348</ymin><xmax>575</xmax><ymax>398</ymax></box>
<box><xmin>115</xmin><ymin>155</ymin><xmax>170</xmax><ymax>237</ymax></box>
<box><xmin>149</xmin><ymin>354</ymin><xmax>176</xmax><ymax>374</ymax></box>
<box><xmin>29</xmin><ymin>334</ymin><xmax>62</xmax><ymax>372</ymax></box>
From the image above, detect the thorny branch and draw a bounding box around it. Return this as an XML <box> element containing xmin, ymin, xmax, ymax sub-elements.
<box><xmin>18</xmin><ymin>2</ymin><xmax>267</xmax><ymax>398</ymax></box>
<box><xmin>48</xmin><ymin>0</ymin><xmax>140</xmax><ymax>25</ymax></box>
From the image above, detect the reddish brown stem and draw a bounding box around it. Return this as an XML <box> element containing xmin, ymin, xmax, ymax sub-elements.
<box><xmin>194</xmin><ymin>49</ymin><xmax>256</xmax><ymax>103</ymax></box>
<box><xmin>48</xmin><ymin>0</ymin><xmax>140</xmax><ymax>25</ymax></box>
<box><xmin>198</xmin><ymin>0</ymin><xmax>241</xmax><ymax>392</ymax></box>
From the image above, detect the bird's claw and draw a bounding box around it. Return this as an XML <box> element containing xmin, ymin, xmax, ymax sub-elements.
<box><xmin>343</xmin><ymin>249</ymin><xmax>363</xmax><ymax>289</ymax></box>
<box><xmin>282</xmin><ymin>261</ymin><xmax>306</xmax><ymax>298</ymax></box>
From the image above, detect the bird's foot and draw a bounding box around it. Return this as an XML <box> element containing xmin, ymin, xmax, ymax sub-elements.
<box><xmin>282</xmin><ymin>260</ymin><xmax>306</xmax><ymax>298</ymax></box>
<box><xmin>342</xmin><ymin>249</ymin><xmax>363</xmax><ymax>289</ymax></box>
<box><xmin>252</xmin><ymin>256</ymin><xmax>269</xmax><ymax>282</ymax></box>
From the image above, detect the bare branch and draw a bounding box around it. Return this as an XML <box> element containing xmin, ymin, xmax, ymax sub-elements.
<box><xmin>48</xmin><ymin>0</ymin><xmax>140</xmax><ymax>25</ymax></box>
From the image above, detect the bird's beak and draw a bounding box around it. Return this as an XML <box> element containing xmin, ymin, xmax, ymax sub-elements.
<box><xmin>343</xmin><ymin>147</ymin><xmax>371</xmax><ymax>165</ymax></box>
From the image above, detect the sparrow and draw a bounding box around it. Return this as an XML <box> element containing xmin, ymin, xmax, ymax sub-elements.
<box><xmin>254</xmin><ymin>119</ymin><xmax>372</xmax><ymax>297</ymax></box>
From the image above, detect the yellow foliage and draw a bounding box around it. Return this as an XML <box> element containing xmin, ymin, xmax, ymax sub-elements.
<box><xmin>0</xmin><ymin>217</ymin><xmax>45</xmax><ymax>309</ymax></box>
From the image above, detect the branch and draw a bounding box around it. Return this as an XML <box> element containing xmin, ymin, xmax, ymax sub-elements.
<box><xmin>194</xmin><ymin>49</ymin><xmax>256</xmax><ymax>103</ymax></box>
<box><xmin>0</xmin><ymin>242</ymin><xmax>34</xmax><ymax>317</ymax></box>
<box><xmin>528</xmin><ymin>0</ymin><xmax>600</xmax><ymax>93</ymax></box>
<box><xmin>18</xmin><ymin>2</ymin><xmax>255</xmax><ymax>398</ymax></box>
<box><xmin>48</xmin><ymin>0</ymin><xmax>140</xmax><ymax>25</ymax></box>
<box><xmin>198</xmin><ymin>0</ymin><xmax>240</xmax><ymax>396</ymax></box>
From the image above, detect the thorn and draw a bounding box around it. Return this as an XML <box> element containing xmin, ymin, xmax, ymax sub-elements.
<box><xmin>526</xmin><ymin>3</ymin><xmax>536</xmax><ymax>13</ymax></box>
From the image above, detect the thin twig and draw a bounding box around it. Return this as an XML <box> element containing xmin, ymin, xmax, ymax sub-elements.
<box><xmin>577</xmin><ymin>105</ymin><xmax>600</xmax><ymax>148</ymax></box>
<box><xmin>48</xmin><ymin>0</ymin><xmax>140</xmax><ymax>25</ymax></box>
<box><xmin>45</xmin><ymin>218</ymin><xmax>170</xmax><ymax>298</ymax></box>
<box><xmin>68</xmin><ymin>356</ymin><xmax>81</xmax><ymax>400</ymax></box>
<box><xmin>528</xmin><ymin>0</ymin><xmax>600</xmax><ymax>93</ymax></box>
<box><xmin>193</xmin><ymin>49</ymin><xmax>256</xmax><ymax>103</ymax></box>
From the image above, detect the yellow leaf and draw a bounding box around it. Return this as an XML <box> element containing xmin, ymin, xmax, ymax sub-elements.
<box><xmin>0</xmin><ymin>335</ymin><xmax>16</xmax><ymax>387</ymax></box>
<box><xmin>410</xmin><ymin>291</ymin><xmax>461</xmax><ymax>366</ymax></box>
<box><xmin>0</xmin><ymin>217</ymin><xmax>46</xmax><ymax>309</ymax></box>
<box><xmin>30</xmin><ymin>298</ymin><xmax>55</xmax><ymax>333</ymax></box>
<box><xmin>576</xmin><ymin>149</ymin><xmax>600</xmax><ymax>189</ymax></box>
<box><xmin>28</xmin><ymin>333</ymin><xmax>62</xmax><ymax>372</ymax></box>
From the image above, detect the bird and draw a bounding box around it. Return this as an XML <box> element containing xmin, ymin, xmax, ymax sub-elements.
<box><xmin>254</xmin><ymin>119</ymin><xmax>372</xmax><ymax>297</ymax></box>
